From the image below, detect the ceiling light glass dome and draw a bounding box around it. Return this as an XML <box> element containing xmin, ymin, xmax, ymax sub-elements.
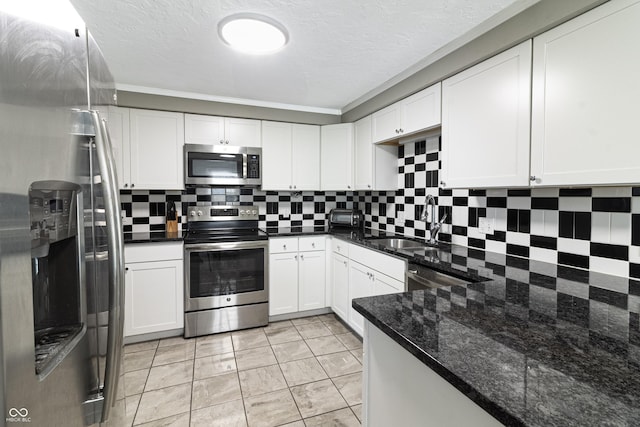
<box><xmin>218</xmin><ymin>13</ymin><xmax>288</xmax><ymax>55</ymax></box>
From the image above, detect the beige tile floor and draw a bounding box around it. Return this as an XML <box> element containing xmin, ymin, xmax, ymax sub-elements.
<box><xmin>123</xmin><ymin>313</ymin><xmax>363</xmax><ymax>427</ymax></box>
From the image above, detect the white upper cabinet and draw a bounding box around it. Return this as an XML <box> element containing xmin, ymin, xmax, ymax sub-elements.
<box><xmin>321</xmin><ymin>123</ymin><xmax>354</xmax><ymax>191</ymax></box>
<box><xmin>262</xmin><ymin>121</ymin><xmax>320</xmax><ymax>191</ymax></box>
<box><xmin>372</xmin><ymin>83</ymin><xmax>441</xmax><ymax>144</ymax></box>
<box><xmin>105</xmin><ymin>106</ymin><xmax>130</xmax><ymax>189</ymax></box>
<box><xmin>354</xmin><ymin>116</ymin><xmax>398</xmax><ymax>191</ymax></box>
<box><xmin>441</xmin><ymin>40</ymin><xmax>532</xmax><ymax>188</ymax></box>
<box><xmin>184</xmin><ymin>114</ymin><xmax>261</xmax><ymax>147</ymax></box>
<box><xmin>530</xmin><ymin>0</ymin><xmax>640</xmax><ymax>187</ymax></box>
<box><xmin>292</xmin><ymin>124</ymin><xmax>321</xmax><ymax>191</ymax></box>
<box><xmin>129</xmin><ymin>109</ymin><xmax>184</xmax><ymax>190</ymax></box>
<box><xmin>400</xmin><ymin>83</ymin><xmax>441</xmax><ymax>136</ymax></box>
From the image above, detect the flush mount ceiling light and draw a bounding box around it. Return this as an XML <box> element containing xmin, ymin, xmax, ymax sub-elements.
<box><xmin>218</xmin><ymin>13</ymin><xmax>288</xmax><ymax>55</ymax></box>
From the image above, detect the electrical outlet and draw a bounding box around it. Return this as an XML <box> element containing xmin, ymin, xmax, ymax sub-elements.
<box><xmin>478</xmin><ymin>217</ymin><xmax>494</xmax><ymax>235</ymax></box>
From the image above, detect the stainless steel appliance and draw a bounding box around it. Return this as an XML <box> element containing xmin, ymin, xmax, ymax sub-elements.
<box><xmin>184</xmin><ymin>205</ymin><xmax>269</xmax><ymax>338</ymax></box>
<box><xmin>0</xmin><ymin>2</ymin><xmax>125</xmax><ymax>426</ymax></box>
<box><xmin>329</xmin><ymin>208</ymin><xmax>364</xmax><ymax>229</ymax></box>
<box><xmin>184</xmin><ymin>144</ymin><xmax>262</xmax><ymax>186</ymax></box>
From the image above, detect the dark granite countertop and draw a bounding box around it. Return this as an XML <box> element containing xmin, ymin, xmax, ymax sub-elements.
<box><xmin>349</xmin><ymin>236</ymin><xmax>640</xmax><ymax>426</ymax></box>
<box><xmin>124</xmin><ymin>231</ymin><xmax>184</xmax><ymax>244</ymax></box>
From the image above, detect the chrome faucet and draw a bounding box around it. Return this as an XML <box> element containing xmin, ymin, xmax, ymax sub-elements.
<box><xmin>420</xmin><ymin>194</ymin><xmax>447</xmax><ymax>245</ymax></box>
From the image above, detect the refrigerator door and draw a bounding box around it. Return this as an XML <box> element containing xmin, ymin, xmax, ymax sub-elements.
<box><xmin>0</xmin><ymin>3</ymin><xmax>93</xmax><ymax>426</ymax></box>
<box><xmin>0</xmin><ymin>2</ymin><xmax>124</xmax><ymax>426</ymax></box>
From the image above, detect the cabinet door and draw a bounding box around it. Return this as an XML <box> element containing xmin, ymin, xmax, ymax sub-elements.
<box><xmin>129</xmin><ymin>109</ymin><xmax>184</xmax><ymax>190</ymax></box>
<box><xmin>269</xmin><ymin>253</ymin><xmax>299</xmax><ymax>316</ymax></box>
<box><xmin>321</xmin><ymin>123</ymin><xmax>354</xmax><ymax>191</ymax></box>
<box><xmin>184</xmin><ymin>114</ymin><xmax>225</xmax><ymax>145</ymax></box>
<box><xmin>348</xmin><ymin>261</ymin><xmax>374</xmax><ymax>336</ymax></box>
<box><xmin>331</xmin><ymin>253</ymin><xmax>350</xmax><ymax>322</ymax></box>
<box><xmin>531</xmin><ymin>0</ymin><xmax>640</xmax><ymax>187</ymax></box>
<box><xmin>441</xmin><ymin>40</ymin><xmax>532</xmax><ymax>188</ymax></box>
<box><xmin>292</xmin><ymin>124</ymin><xmax>321</xmax><ymax>191</ymax></box>
<box><xmin>224</xmin><ymin>117</ymin><xmax>262</xmax><ymax>147</ymax></box>
<box><xmin>298</xmin><ymin>250</ymin><xmax>326</xmax><ymax>311</ymax></box>
<box><xmin>106</xmin><ymin>106</ymin><xmax>130</xmax><ymax>189</ymax></box>
<box><xmin>354</xmin><ymin>116</ymin><xmax>373</xmax><ymax>190</ymax></box>
<box><xmin>261</xmin><ymin>121</ymin><xmax>293</xmax><ymax>190</ymax></box>
<box><xmin>372</xmin><ymin>103</ymin><xmax>401</xmax><ymax>143</ymax></box>
<box><xmin>124</xmin><ymin>259</ymin><xmax>184</xmax><ymax>337</ymax></box>
<box><xmin>401</xmin><ymin>82</ymin><xmax>441</xmax><ymax>135</ymax></box>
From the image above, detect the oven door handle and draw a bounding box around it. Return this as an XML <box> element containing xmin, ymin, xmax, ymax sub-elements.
<box><xmin>184</xmin><ymin>242</ymin><xmax>268</xmax><ymax>252</ymax></box>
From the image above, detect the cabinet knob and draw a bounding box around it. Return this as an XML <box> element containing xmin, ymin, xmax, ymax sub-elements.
<box><xmin>343</xmin><ymin>261</ymin><xmax>347</xmax><ymax>266</ymax></box>
<box><xmin>226</xmin><ymin>140</ymin><xmax>230</xmax><ymax>144</ymax></box>
<box><xmin>347</xmin><ymin>185</ymin><xmax>351</xmax><ymax>189</ymax></box>
<box><xmin>367</xmin><ymin>185</ymin><xmax>371</xmax><ymax>188</ymax></box>
<box><xmin>131</xmin><ymin>183</ymin><xmax>135</xmax><ymax>188</ymax></box>
<box><xmin>125</xmin><ymin>267</ymin><xmax>129</xmax><ymax>272</ymax></box>
<box><xmin>300</xmin><ymin>254</ymin><xmax>304</xmax><ymax>260</ymax></box>
<box><xmin>336</xmin><ymin>245</ymin><xmax>340</xmax><ymax>250</ymax></box>
<box><xmin>399</xmin><ymin>128</ymin><xmax>404</xmax><ymax>133</ymax></box>
<box><xmin>395</xmin><ymin>129</ymin><xmax>399</xmax><ymax>134</ymax></box>
<box><xmin>124</xmin><ymin>183</ymin><xmax>128</xmax><ymax>188</ymax></box>
<box><xmin>311</xmin><ymin>243</ymin><xmax>315</xmax><ymax>248</ymax></box>
<box><xmin>219</xmin><ymin>140</ymin><xmax>224</xmax><ymax>144</ymax></box>
<box><xmin>530</xmin><ymin>175</ymin><xmax>537</xmax><ymax>182</ymax></box>
<box><xmin>283</xmin><ymin>244</ymin><xmax>287</xmax><ymax>249</ymax></box>
<box><xmin>439</xmin><ymin>181</ymin><xmax>445</xmax><ymax>187</ymax></box>
<box><xmin>293</xmin><ymin>185</ymin><xmax>297</xmax><ymax>189</ymax></box>
<box><xmin>289</xmin><ymin>185</ymin><xmax>292</xmax><ymax>189</ymax></box>
<box><xmin>294</xmin><ymin>255</ymin><xmax>298</xmax><ymax>260</ymax></box>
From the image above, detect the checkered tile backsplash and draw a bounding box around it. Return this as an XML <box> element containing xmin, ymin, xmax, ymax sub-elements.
<box><xmin>121</xmin><ymin>137</ymin><xmax>640</xmax><ymax>280</ymax></box>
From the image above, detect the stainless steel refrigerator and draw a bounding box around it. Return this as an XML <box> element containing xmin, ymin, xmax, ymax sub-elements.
<box><xmin>0</xmin><ymin>1</ymin><xmax>125</xmax><ymax>426</ymax></box>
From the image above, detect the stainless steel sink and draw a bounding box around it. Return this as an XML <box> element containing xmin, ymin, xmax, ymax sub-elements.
<box><xmin>371</xmin><ymin>238</ymin><xmax>433</xmax><ymax>250</ymax></box>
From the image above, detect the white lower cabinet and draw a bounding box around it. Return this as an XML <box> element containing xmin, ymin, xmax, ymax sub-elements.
<box><xmin>348</xmin><ymin>261</ymin><xmax>374</xmax><ymax>336</ymax></box>
<box><xmin>124</xmin><ymin>242</ymin><xmax>184</xmax><ymax>337</ymax></box>
<box><xmin>269</xmin><ymin>236</ymin><xmax>326</xmax><ymax>316</ymax></box>
<box><xmin>330</xmin><ymin>238</ymin><xmax>405</xmax><ymax>336</ymax></box>
<box><xmin>331</xmin><ymin>252</ymin><xmax>350</xmax><ymax>321</ymax></box>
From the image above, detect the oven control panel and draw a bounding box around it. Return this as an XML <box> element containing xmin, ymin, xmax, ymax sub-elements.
<box><xmin>187</xmin><ymin>205</ymin><xmax>259</xmax><ymax>221</ymax></box>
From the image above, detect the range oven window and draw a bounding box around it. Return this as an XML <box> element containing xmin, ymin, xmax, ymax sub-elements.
<box><xmin>189</xmin><ymin>248</ymin><xmax>264</xmax><ymax>297</ymax></box>
<box><xmin>188</xmin><ymin>152</ymin><xmax>244</xmax><ymax>179</ymax></box>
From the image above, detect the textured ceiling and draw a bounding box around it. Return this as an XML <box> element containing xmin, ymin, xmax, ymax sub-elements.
<box><xmin>70</xmin><ymin>0</ymin><xmax>525</xmax><ymax>113</ymax></box>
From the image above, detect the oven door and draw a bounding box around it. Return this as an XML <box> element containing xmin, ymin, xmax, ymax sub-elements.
<box><xmin>184</xmin><ymin>240</ymin><xmax>268</xmax><ymax>311</ymax></box>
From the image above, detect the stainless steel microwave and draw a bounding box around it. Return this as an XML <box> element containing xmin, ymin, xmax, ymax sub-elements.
<box><xmin>184</xmin><ymin>144</ymin><xmax>262</xmax><ymax>186</ymax></box>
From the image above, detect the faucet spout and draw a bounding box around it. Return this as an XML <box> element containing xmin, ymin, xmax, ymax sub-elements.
<box><xmin>420</xmin><ymin>194</ymin><xmax>444</xmax><ymax>245</ymax></box>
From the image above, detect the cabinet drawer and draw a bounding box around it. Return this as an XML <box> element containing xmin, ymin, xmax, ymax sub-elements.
<box><xmin>332</xmin><ymin>239</ymin><xmax>350</xmax><ymax>257</ymax></box>
<box><xmin>269</xmin><ymin>237</ymin><xmax>299</xmax><ymax>254</ymax></box>
<box><xmin>349</xmin><ymin>244</ymin><xmax>405</xmax><ymax>282</ymax></box>
<box><xmin>125</xmin><ymin>242</ymin><xmax>183</xmax><ymax>263</ymax></box>
<box><xmin>299</xmin><ymin>236</ymin><xmax>326</xmax><ymax>252</ymax></box>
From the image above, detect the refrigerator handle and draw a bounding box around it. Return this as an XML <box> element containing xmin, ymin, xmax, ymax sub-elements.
<box><xmin>90</xmin><ymin>110</ymin><xmax>125</xmax><ymax>422</ymax></box>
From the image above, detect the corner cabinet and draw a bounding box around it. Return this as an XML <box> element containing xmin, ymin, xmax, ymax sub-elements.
<box><xmin>262</xmin><ymin>121</ymin><xmax>320</xmax><ymax>191</ymax></box>
<box><xmin>321</xmin><ymin>123</ymin><xmax>354</xmax><ymax>191</ymax></box>
<box><xmin>530</xmin><ymin>0</ymin><xmax>640</xmax><ymax>187</ymax></box>
<box><xmin>354</xmin><ymin>115</ymin><xmax>398</xmax><ymax>191</ymax></box>
<box><xmin>330</xmin><ymin>239</ymin><xmax>405</xmax><ymax>337</ymax></box>
<box><xmin>441</xmin><ymin>41</ymin><xmax>532</xmax><ymax>188</ymax></box>
<box><xmin>372</xmin><ymin>82</ymin><xmax>441</xmax><ymax>144</ymax></box>
<box><xmin>184</xmin><ymin>114</ymin><xmax>261</xmax><ymax>147</ymax></box>
<box><xmin>124</xmin><ymin>242</ymin><xmax>184</xmax><ymax>338</ymax></box>
<box><xmin>128</xmin><ymin>109</ymin><xmax>184</xmax><ymax>190</ymax></box>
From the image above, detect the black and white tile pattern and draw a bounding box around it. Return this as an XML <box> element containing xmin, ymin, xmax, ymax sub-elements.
<box><xmin>356</xmin><ymin>138</ymin><xmax>640</xmax><ymax>280</ymax></box>
<box><xmin>120</xmin><ymin>138</ymin><xmax>640</xmax><ymax>280</ymax></box>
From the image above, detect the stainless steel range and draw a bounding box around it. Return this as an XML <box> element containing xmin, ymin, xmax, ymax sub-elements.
<box><xmin>184</xmin><ymin>205</ymin><xmax>269</xmax><ymax>338</ymax></box>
